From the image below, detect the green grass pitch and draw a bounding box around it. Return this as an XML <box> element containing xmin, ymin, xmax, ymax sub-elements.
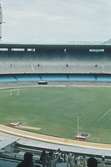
<box><xmin>0</xmin><ymin>86</ymin><xmax>111</xmax><ymax>144</ymax></box>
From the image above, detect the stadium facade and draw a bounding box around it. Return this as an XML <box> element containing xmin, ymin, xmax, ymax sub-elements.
<box><xmin>0</xmin><ymin>43</ymin><xmax>111</xmax><ymax>83</ymax></box>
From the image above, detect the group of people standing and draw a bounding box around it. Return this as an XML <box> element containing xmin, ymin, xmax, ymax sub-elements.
<box><xmin>16</xmin><ymin>149</ymin><xmax>99</xmax><ymax>167</ymax></box>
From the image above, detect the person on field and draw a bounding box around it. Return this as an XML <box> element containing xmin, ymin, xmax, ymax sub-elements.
<box><xmin>16</xmin><ymin>152</ymin><xmax>33</xmax><ymax>167</ymax></box>
<box><xmin>87</xmin><ymin>157</ymin><xmax>97</xmax><ymax>167</ymax></box>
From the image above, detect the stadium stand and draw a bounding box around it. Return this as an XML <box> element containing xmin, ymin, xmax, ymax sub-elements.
<box><xmin>0</xmin><ymin>43</ymin><xmax>111</xmax><ymax>83</ymax></box>
<box><xmin>0</xmin><ymin>131</ymin><xmax>111</xmax><ymax>167</ymax></box>
<box><xmin>0</xmin><ymin>144</ymin><xmax>110</xmax><ymax>167</ymax></box>
<box><xmin>0</xmin><ymin>44</ymin><xmax>110</xmax><ymax>80</ymax></box>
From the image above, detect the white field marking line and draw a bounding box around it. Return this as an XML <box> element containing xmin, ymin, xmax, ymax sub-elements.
<box><xmin>0</xmin><ymin>84</ymin><xmax>67</xmax><ymax>89</ymax></box>
<box><xmin>0</xmin><ymin>84</ymin><xmax>111</xmax><ymax>89</ymax></box>
<box><xmin>98</xmin><ymin>108</ymin><xmax>111</xmax><ymax>121</ymax></box>
<box><xmin>18</xmin><ymin>125</ymin><xmax>41</xmax><ymax>131</ymax></box>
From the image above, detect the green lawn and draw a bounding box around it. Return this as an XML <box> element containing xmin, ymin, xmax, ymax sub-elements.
<box><xmin>0</xmin><ymin>87</ymin><xmax>111</xmax><ymax>144</ymax></box>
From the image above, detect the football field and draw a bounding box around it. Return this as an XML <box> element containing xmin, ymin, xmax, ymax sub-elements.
<box><xmin>0</xmin><ymin>86</ymin><xmax>111</xmax><ymax>144</ymax></box>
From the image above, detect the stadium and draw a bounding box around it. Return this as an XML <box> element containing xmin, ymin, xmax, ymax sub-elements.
<box><xmin>0</xmin><ymin>43</ymin><xmax>111</xmax><ymax>167</ymax></box>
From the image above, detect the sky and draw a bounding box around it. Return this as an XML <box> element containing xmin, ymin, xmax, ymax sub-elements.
<box><xmin>1</xmin><ymin>0</ymin><xmax>111</xmax><ymax>44</ymax></box>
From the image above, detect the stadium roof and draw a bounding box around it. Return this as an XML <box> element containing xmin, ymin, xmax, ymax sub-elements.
<box><xmin>0</xmin><ymin>132</ymin><xmax>19</xmax><ymax>150</ymax></box>
<box><xmin>0</xmin><ymin>43</ymin><xmax>111</xmax><ymax>49</ymax></box>
<box><xmin>17</xmin><ymin>138</ymin><xmax>111</xmax><ymax>158</ymax></box>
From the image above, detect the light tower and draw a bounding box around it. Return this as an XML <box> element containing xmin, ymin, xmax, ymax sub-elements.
<box><xmin>0</xmin><ymin>1</ymin><xmax>3</xmax><ymax>39</ymax></box>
